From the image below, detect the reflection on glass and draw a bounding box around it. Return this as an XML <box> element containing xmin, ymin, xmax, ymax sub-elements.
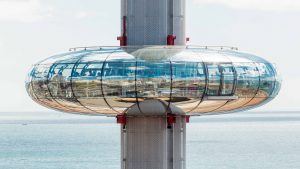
<box><xmin>78</xmin><ymin>99</ymin><xmax>116</xmax><ymax>114</ymax></box>
<box><xmin>206</xmin><ymin>64</ymin><xmax>221</xmax><ymax>96</ymax></box>
<box><xmin>270</xmin><ymin>64</ymin><xmax>281</xmax><ymax>97</ymax></box>
<box><xmin>48</xmin><ymin>63</ymin><xmax>91</xmax><ymax>113</ymax></box>
<box><xmin>256</xmin><ymin>63</ymin><xmax>275</xmax><ymax>98</ymax></box>
<box><xmin>171</xmin><ymin>62</ymin><xmax>206</xmax><ymax>112</ymax></box>
<box><xmin>26</xmin><ymin>47</ymin><xmax>281</xmax><ymax>115</ymax></box>
<box><xmin>242</xmin><ymin>63</ymin><xmax>278</xmax><ymax>110</ymax></box>
<box><xmin>31</xmin><ymin>65</ymin><xmax>52</xmax><ymax>99</ymax></box>
<box><xmin>172</xmin><ymin>62</ymin><xmax>203</xmax><ymax>98</ymax></box>
<box><xmin>102</xmin><ymin>62</ymin><xmax>136</xmax><ymax>113</ymax></box>
<box><xmin>71</xmin><ymin>63</ymin><xmax>111</xmax><ymax>113</ymax></box>
<box><xmin>136</xmin><ymin>61</ymin><xmax>171</xmax><ymax>101</ymax></box>
<box><xmin>72</xmin><ymin>63</ymin><xmax>103</xmax><ymax>98</ymax></box>
<box><xmin>189</xmin><ymin>100</ymin><xmax>227</xmax><ymax>114</ymax></box>
<box><xmin>220</xmin><ymin>64</ymin><xmax>235</xmax><ymax>95</ymax></box>
<box><xmin>48</xmin><ymin>64</ymin><xmax>73</xmax><ymax>99</ymax></box>
<box><xmin>234</xmin><ymin>63</ymin><xmax>259</xmax><ymax>98</ymax></box>
<box><xmin>30</xmin><ymin>65</ymin><xmax>71</xmax><ymax>111</ymax></box>
<box><xmin>39</xmin><ymin>51</ymin><xmax>91</xmax><ymax>65</ymax></box>
<box><xmin>216</xmin><ymin>98</ymin><xmax>252</xmax><ymax>112</ymax></box>
<box><xmin>243</xmin><ymin>97</ymin><xmax>268</xmax><ymax>108</ymax></box>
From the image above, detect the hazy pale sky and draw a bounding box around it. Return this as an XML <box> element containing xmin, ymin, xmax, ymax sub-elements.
<box><xmin>0</xmin><ymin>0</ymin><xmax>299</xmax><ymax>113</ymax></box>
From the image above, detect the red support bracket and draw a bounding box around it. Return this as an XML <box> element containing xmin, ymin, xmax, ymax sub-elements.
<box><xmin>117</xmin><ymin>36</ymin><xmax>127</xmax><ymax>46</ymax></box>
<box><xmin>185</xmin><ymin>115</ymin><xmax>190</xmax><ymax>123</ymax></box>
<box><xmin>117</xmin><ymin>16</ymin><xmax>127</xmax><ymax>46</ymax></box>
<box><xmin>116</xmin><ymin>115</ymin><xmax>126</xmax><ymax>125</ymax></box>
<box><xmin>167</xmin><ymin>114</ymin><xmax>176</xmax><ymax>125</ymax></box>
<box><xmin>167</xmin><ymin>35</ymin><xmax>176</xmax><ymax>45</ymax></box>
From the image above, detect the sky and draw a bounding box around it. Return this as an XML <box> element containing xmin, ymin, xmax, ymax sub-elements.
<box><xmin>0</xmin><ymin>0</ymin><xmax>299</xmax><ymax>114</ymax></box>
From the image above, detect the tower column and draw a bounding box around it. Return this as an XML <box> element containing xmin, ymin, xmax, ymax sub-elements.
<box><xmin>119</xmin><ymin>115</ymin><xmax>187</xmax><ymax>169</ymax></box>
<box><xmin>120</xmin><ymin>0</ymin><xmax>186</xmax><ymax>46</ymax></box>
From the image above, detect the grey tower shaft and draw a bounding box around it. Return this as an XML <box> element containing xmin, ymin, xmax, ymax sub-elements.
<box><xmin>121</xmin><ymin>116</ymin><xmax>186</xmax><ymax>169</ymax></box>
<box><xmin>120</xmin><ymin>0</ymin><xmax>186</xmax><ymax>46</ymax></box>
<box><xmin>118</xmin><ymin>1</ymin><xmax>188</xmax><ymax>169</ymax></box>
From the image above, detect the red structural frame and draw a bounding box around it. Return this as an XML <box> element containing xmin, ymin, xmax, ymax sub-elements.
<box><xmin>117</xmin><ymin>114</ymin><xmax>190</xmax><ymax>125</ymax></box>
<box><xmin>116</xmin><ymin>114</ymin><xmax>127</xmax><ymax>125</ymax></box>
<box><xmin>117</xmin><ymin>16</ymin><xmax>127</xmax><ymax>46</ymax></box>
<box><xmin>167</xmin><ymin>35</ymin><xmax>176</xmax><ymax>45</ymax></box>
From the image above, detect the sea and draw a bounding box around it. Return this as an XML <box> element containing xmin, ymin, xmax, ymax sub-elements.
<box><xmin>0</xmin><ymin>111</ymin><xmax>300</xmax><ymax>169</ymax></box>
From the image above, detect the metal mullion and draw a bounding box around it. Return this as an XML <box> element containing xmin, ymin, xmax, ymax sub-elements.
<box><xmin>70</xmin><ymin>61</ymin><xmax>97</xmax><ymax>114</ymax></box>
<box><xmin>29</xmin><ymin>65</ymin><xmax>61</xmax><ymax>111</ymax></box>
<box><xmin>100</xmin><ymin>50</ymin><xmax>121</xmax><ymax>114</ymax></box>
<box><xmin>211</xmin><ymin>50</ymin><xmax>237</xmax><ymax>112</ymax></box>
<box><xmin>269</xmin><ymin>64</ymin><xmax>277</xmax><ymax>98</ymax></box>
<box><xmin>135</xmin><ymin>60</ymin><xmax>144</xmax><ymax>114</ymax></box>
<box><xmin>232</xmin><ymin>64</ymin><xmax>238</xmax><ymax>96</ymax></box>
<box><xmin>238</xmin><ymin>62</ymin><xmax>262</xmax><ymax>110</ymax></box>
<box><xmin>218</xmin><ymin>64</ymin><xmax>223</xmax><ymax>96</ymax></box>
<box><xmin>166</xmin><ymin>60</ymin><xmax>173</xmax><ymax>114</ymax></box>
<box><xmin>208</xmin><ymin>63</ymin><xmax>229</xmax><ymax>113</ymax></box>
<box><xmin>45</xmin><ymin>64</ymin><xmax>74</xmax><ymax>112</ymax></box>
<box><xmin>188</xmin><ymin>61</ymin><xmax>208</xmax><ymax>113</ymax></box>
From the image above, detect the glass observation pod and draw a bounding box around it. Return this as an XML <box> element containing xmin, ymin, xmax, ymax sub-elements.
<box><xmin>26</xmin><ymin>46</ymin><xmax>281</xmax><ymax>116</ymax></box>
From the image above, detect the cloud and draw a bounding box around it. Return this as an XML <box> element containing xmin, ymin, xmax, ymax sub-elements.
<box><xmin>0</xmin><ymin>41</ymin><xmax>3</xmax><ymax>55</ymax></box>
<box><xmin>193</xmin><ymin>0</ymin><xmax>300</xmax><ymax>11</ymax></box>
<box><xmin>75</xmin><ymin>11</ymin><xmax>89</xmax><ymax>19</ymax></box>
<box><xmin>74</xmin><ymin>11</ymin><xmax>98</xmax><ymax>20</ymax></box>
<box><xmin>0</xmin><ymin>0</ymin><xmax>51</xmax><ymax>22</ymax></box>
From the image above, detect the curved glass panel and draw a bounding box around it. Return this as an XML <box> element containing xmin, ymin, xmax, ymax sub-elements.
<box><xmin>72</xmin><ymin>50</ymin><xmax>116</xmax><ymax>114</ymax></box>
<box><xmin>169</xmin><ymin>51</ymin><xmax>205</xmax><ymax>112</ymax></box>
<box><xmin>214</xmin><ymin>62</ymin><xmax>260</xmax><ymax>111</ymax></box>
<box><xmin>269</xmin><ymin>64</ymin><xmax>281</xmax><ymax>98</ymax></box>
<box><xmin>25</xmin><ymin>65</ymin><xmax>36</xmax><ymax>99</ymax></box>
<box><xmin>72</xmin><ymin>63</ymin><xmax>115</xmax><ymax>114</ymax></box>
<box><xmin>242</xmin><ymin>62</ymin><xmax>276</xmax><ymax>108</ymax></box>
<box><xmin>102</xmin><ymin>52</ymin><xmax>137</xmax><ymax>113</ymax></box>
<box><xmin>39</xmin><ymin>50</ymin><xmax>90</xmax><ymax>65</ymax></box>
<box><xmin>26</xmin><ymin>46</ymin><xmax>281</xmax><ymax>116</ymax></box>
<box><xmin>221</xmin><ymin>50</ymin><xmax>270</xmax><ymax>64</ymax></box>
<box><xmin>171</xmin><ymin>62</ymin><xmax>206</xmax><ymax>112</ymax></box>
<box><xmin>206</xmin><ymin>64</ymin><xmax>221</xmax><ymax>96</ymax></box>
<box><xmin>78</xmin><ymin>50</ymin><xmax>111</xmax><ymax>64</ymax></box>
<box><xmin>171</xmin><ymin>62</ymin><xmax>203</xmax><ymax>98</ymax></box>
<box><xmin>136</xmin><ymin>60</ymin><xmax>171</xmax><ymax>101</ymax></box>
<box><xmin>31</xmin><ymin>65</ymin><xmax>52</xmax><ymax>99</ymax></box>
<box><xmin>257</xmin><ymin>63</ymin><xmax>276</xmax><ymax>97</ymax></box>
<box><xmin>189</xmin><ymin>100</ymin><xmax>228</xmax><ymax>114</ymax></box>
<box><xmin>234</xmin><ymin>62</ymin><xmax>260</xmax><ymax>98</ymax></box>
<box><xmin>47</xmin><ymin>63</ymin><xmax>92</xmax><ymax>113</ymax></box>
<box><xmin>220</xmin><ymin>63</ymin><xmax>235</xmax><ymax>95</ymax></box>
<box><xmin>31</xmin><ymin>64</ymin><xmax>72</xmax><ymax>111</ymax></box>
<box><xmin>72</xmin><ymin>63</ymin><xmax>103</xmax><ymax>98</ymax></box>
<box><xmin>26</xmin><ymin>80</ymin><xmax>60</xmax><ymax>112</ymax></box>
<box><xmin>195</xmin><ymin>50</ymin><xmax>230</xmax><ymax>63</ymax></box>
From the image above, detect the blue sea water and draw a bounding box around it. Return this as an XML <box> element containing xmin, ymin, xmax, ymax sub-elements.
<box><xmin>0</xmin><ymin>111</ymin><xmax>300</xmax><ymax>169</ymax></box>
